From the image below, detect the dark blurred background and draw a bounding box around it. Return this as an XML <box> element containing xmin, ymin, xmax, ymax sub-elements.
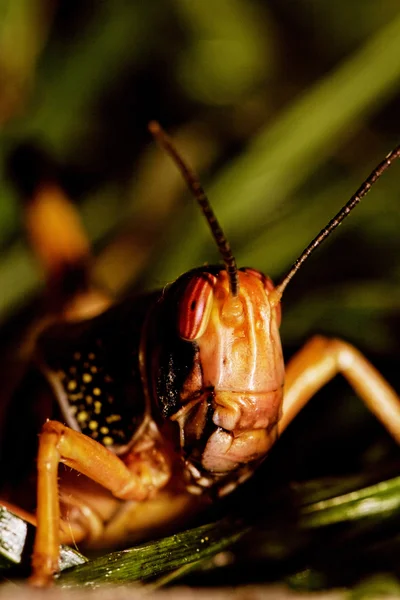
<box><xmin>2</xmin><ymin>1</ymin><xmax>400</xmax><ymax>590</ymax></box>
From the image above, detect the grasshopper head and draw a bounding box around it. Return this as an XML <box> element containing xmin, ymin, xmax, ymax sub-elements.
<box><xmin>149</xmin><ymin>122</ymin><xmax>285</xmax><ymax>493</ymax></box>
<box><xmin>149</xmin><ymin>122</ymin><xmax>400</xmax><ymax>495</ymax></box>
<box><xmin>153</xmin><ymin>266</ymin><xmax>284</xmax><ymax>492</ymax></box>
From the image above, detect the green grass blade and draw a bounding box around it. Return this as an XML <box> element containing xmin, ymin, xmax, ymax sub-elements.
<box><xmin>58</xmin><ymin>520</ymin><xmax>249</xmax><ymax>588</ymax></box>
<box><xmin>2</xmin><ymin>473</ymin><xmax>400</xmax><ymax>587</ymax></box>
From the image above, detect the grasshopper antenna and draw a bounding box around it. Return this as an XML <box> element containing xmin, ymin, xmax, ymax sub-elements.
<box><xmin>148</xmin><ymin>121</ymin><xmax>239</xmax><ymax>297</ymax></box>
<box><xmin>272</xmin><ymin>143</ymin><xmax>400</xmax><ymax>303</ymax></box>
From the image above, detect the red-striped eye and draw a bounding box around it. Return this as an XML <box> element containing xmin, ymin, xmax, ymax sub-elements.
<box><xmin>178</xmin><ymin>273</ymin><xmax>217</xmax><ymax>340</ymax></box>
<box><xmin>242</xmin><ymin>268</ymin><xmax>281</xmax><ymax>327</ymax></box>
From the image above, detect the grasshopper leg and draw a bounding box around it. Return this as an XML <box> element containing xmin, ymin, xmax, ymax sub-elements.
<box><xmin>30</xmin><ymin>420</ymin><xmax>155</xmax><ymax>587</ymax></box>
<box><xmin>279</xmin><ymin>335</ymin><xmax>400</xmax><ymax>441</ymax></box>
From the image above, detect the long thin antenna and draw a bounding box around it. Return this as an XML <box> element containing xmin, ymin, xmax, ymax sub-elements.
<box><xmin>149</xmin><ymin>121</ymin><xmax>239</xmax><ymax>297</ymax></box>
<box><xmin>274</xmin><ymin>143</ymin><xmax>400</xmax><ymax>300</ymax></box>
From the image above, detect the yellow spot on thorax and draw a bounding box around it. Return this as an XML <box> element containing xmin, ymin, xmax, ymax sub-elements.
<box><xmin>77</xmin><ymin>411</ymin><xmax>88</xmax><ymax>423</ymax></box>
<box><xmin>106</xmin><ymin>414</ymin><xmax>121</xmax><ymax>424</ymax></box>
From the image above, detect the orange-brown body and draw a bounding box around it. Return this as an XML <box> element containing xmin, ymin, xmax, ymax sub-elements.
<box><xmin>2</xmin><ymin>124</ymin><xmax>400</xmax><ymax>587</ymax></box>
<box><xmin>170</xmin><ymin>269</ymin><xmax>284</xmax><ymax>485</ymax></box>
<box><xmin>2</xmin><ymin>267</ymin><xmax>286</xmax><ymax>582</ymax></box>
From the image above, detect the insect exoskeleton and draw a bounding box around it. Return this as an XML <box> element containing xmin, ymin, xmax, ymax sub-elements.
<box><xmin>4</xmin><ymin>121</ymin><xmax>400</xmax><ymax>588</ymax></box>
<box><xmin>151</xmin><ymin>266</ymin><xmax>283</xmax><ymax>495</ymax></box>
<box><xmin>149</xmin><ymin>121</ymin><xmax>400</xmax><ymax>500</ymax></box>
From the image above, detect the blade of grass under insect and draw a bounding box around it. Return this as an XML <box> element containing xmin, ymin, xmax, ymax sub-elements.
<box><xmin>0</xmin><ymin>507</ymin><xmax>27</xmax><ymax>569</ymax></box>
<box><xmin>2</xmin><ymin>473</ymin><xmax>400</xmax><ymax>586</ymax></box>
<box><xmin>138</xmin><ymin>559</ymin><xmax>205</xmax><ymax>591</ymax></box>
<box><xmin>57</xmin><ymin>520</ymin><xmax>249</xmax><ymax>588</ymax></box>
<box><xmin>57</xmin><ymin>474</ymin><xmax>400</xmax><ymax>587</ymax></box>
<box><xmin>0</xmin><ymin>505</ymin><xmax>87</xmax><ymax>572</ymax></box>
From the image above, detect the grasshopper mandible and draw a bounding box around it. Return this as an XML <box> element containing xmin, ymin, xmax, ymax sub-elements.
<box><xmin>1</xmin><ymin>123</ymin><xmax>400</xmax><ymax>586</ymax></box>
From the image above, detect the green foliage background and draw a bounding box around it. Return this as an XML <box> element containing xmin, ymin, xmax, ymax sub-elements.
<box><xmin>1</xmin><ymin>1</ymin><xmax>400</xmax><ymax>353</ymax></box>
<box><xmin>1</xmin><ymin>0</ymin><xmax>400</xmax><ymax>594</ymax></box>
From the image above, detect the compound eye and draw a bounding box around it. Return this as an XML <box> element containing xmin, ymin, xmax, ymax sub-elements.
<box><xmin>242</xmin><ymin>267</ymin><xmax>281</xmax><ymax>327</ymax></box>
<box><xmin>178</xmin><ymin>273</ymin><xmax>217</xmax><ymax>340</ymax></box>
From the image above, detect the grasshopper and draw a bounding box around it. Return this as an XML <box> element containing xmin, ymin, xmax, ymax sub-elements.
<box><xmin>0</xmin><ymin>123</ymin><xmax>399</xmax><ymax>586</ymax></box>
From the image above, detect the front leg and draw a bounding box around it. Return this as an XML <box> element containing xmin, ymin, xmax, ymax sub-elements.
<box><xmin>31</xmin><ymin>420</ymin><xmax>169</xmax><ymax>587</ymax></box>
<box><xmin>279</xmin><ymin>335</ymin><xmax>400</xmax><ymax>442</ymax></box>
